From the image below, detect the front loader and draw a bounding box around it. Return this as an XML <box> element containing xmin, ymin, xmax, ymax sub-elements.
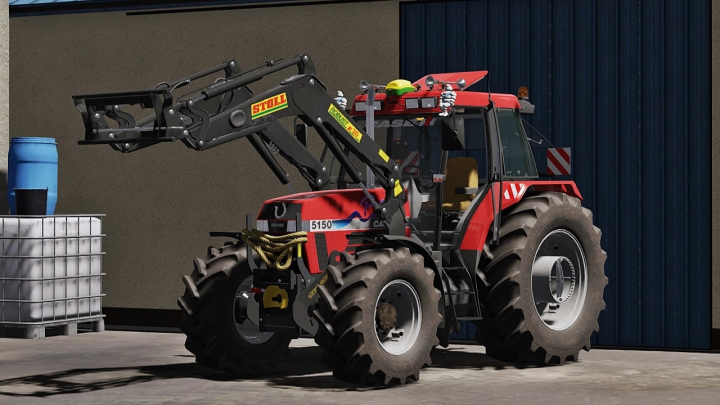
<box><xmin>73</xmin><ymin>53</ymin><xmax>607</xmax><ymax>386</ymax></box>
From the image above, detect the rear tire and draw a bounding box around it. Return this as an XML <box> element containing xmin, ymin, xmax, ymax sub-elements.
<box><xmin>178</xmin><ymin>242</ymin><xmax>292</xmax><ymax>372</ymax></box>
<box><xmin>475</xmin><ymin>192</ymin><xmax>608</xmax><ymax>365</ymax></box>
<box><xmin>313</xmin><ymin>247</ymin><xmax>442</xmax><ymax>385</ymax></box>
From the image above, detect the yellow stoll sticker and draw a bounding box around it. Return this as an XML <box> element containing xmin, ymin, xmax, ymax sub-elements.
<box><xmin>394</xmin><ymin>179</ymin><xmax>403</xmax><ymax>197</ymax></box>
<box><xmin>328</xmin><ymin>104</ymin><xmax>362</xmax><ymax>143</ymax></box>
<box><xmin>251</xmin><ymin>93</ymin><xmax>288</xmax><ymax>120</ymax></box>
<box><xmin>378</xmin><ymin>149</ymin><xmax>390</xmax><ymax>162</ymax></box>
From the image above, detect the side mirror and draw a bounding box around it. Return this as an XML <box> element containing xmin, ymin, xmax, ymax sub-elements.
<box><xmin>441</xmin><ymin>116</ymin><xmax>465</xmax><ymax>150</ymax></box>
<box><xmin>519</xmin><ymin>99</ymin><xmax>535</xmax><ymax>115</ymax></box>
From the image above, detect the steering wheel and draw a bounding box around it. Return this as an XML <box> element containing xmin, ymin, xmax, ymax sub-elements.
<box><xmin>401</xmin><ymin>165</ymin><xmax>436</xmax><ymax>191</ymax></box>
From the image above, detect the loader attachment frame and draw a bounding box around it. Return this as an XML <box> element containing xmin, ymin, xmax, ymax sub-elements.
<box><xmin>72</xmin><ymin>53</ymin><xmax>407</xmax><ymax>231</ymax></box>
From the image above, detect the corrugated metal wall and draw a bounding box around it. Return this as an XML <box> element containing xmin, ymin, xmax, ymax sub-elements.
<box><xmin>401</xmin><ymin>0</ymin><xmax>711</xmax><ymax>349</ymax></box>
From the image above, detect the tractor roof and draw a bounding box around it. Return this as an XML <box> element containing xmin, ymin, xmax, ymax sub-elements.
<box><xmin>412</xmin><ymin>71</ymin><xmax>488</xmax><ymax>90</ymax></box>
<box><xmin>350</xmin><ymin>71</ymin><xmax>521</xmax><ymax>117</ymax></box>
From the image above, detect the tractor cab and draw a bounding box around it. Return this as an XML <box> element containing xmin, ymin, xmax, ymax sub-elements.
<box><xmin>336</xmin><ymin>73</ymin><xmax>540</xmax><ymax>247</ymax></box>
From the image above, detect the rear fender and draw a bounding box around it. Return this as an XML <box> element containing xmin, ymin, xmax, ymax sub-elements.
<box><xmin>459</xmin><ymin>180</ymin><xmax>582</xmax><ymax>260</ymax></box>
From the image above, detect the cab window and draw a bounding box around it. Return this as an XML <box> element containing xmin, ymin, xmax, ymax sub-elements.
<box><xmin>497</xmin><ymin>109</ymin><xmax>538</xmax><ymax>178</ymax></box>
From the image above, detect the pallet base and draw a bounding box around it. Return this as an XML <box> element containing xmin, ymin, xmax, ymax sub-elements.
<box><xmin>0</xmin><ymin>318</ymin><xmax>105</xmax><ymax>339</ymax></box>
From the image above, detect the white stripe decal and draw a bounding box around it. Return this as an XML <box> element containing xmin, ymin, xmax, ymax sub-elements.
<box><xmin>517</xmin><ymin>184</ymin><xmax>526</xmax><ymax>198</ymax></box>
<box><xmin>504</xmin><ymin>183</ymin><xmax>527</xmax><ymax>200</ymax></box>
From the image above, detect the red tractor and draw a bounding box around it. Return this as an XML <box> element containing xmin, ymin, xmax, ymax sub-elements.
<box><xmin>73</xmin><ymin>54</ymin><xmax>607</xmax><ymax>386</ymax></box>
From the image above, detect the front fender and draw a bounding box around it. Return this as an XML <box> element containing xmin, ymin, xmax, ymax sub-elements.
<box><xmin>372</xmin><ymin>235</ymin><xmax>448</xmax><ymax>329</ymax></box>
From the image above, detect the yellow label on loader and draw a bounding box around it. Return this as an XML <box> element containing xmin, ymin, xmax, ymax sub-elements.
<box><xmin>394</xmin><ymin>179</ymin><xmax>403</xmax><ymax>197</ymax></box>
<box><xmin>378</xmin><ymin>149</ymin><xmax>390</xmax><ymax>162</ymax></box>
<box><xmin>251</xmin><ymin>93</ymin><xmax>288</xmax><ymax>120</ymax></box>
<box><xmin>328</xmin><ymin>104</ymin><xmax>362</xmax><ymax>143</ymax></box>
<box><xmin>307</xmin><ymin>273</ymin><xmax>329</xmax><ymax>299</ymax></box>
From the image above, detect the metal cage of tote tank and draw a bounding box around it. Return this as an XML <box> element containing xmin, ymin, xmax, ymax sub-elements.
<box><xmin>0</xmin><ymin>215</ymin><xmax>106</xmax><ymax>338</ymax></box>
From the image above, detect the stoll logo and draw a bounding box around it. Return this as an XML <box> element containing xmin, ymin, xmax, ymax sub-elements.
<box><xmin>251</xmin><ymin>93</ymin><xmax>288</xmax><ymax>120</ymax></box>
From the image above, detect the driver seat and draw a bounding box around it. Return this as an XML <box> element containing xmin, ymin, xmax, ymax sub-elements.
<box><xmin>423</xmin><ymin>157</ymin><xmax>479</xmax><ymax>211</ymax></box>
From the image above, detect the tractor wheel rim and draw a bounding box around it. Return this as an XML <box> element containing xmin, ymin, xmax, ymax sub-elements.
<box><xmin>374</xmin><ymin>279</ymin><xmax>422</xmax><ymax>356</ymax></box>
<box><xmin>234</xmin><ymin>276</ymin><xmax>274</xmax><ymax>345</ymax></box>
<box><xmin>531</xmin><ymin>229</ymin><xmax>588</xmax><ymax>331</ymax></box>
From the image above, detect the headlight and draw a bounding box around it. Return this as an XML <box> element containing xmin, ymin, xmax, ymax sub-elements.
<box><xmin>354</xmin><ymin>101</ymin><xmax>382</xmax><ymax>111</ymax></box>
<box><xmin>256</xmin><ymin>220</ymin><xmax>269</xmax><ymax>232</ymax></box>
<box><xmin>421</xmin><ymin>97</ymin><xmax>437</xmax><ymax>108</ymax></box>
<box><xmin>405</xmin><ymin>98</ymin><xmax>420</xmax><ymax>109</ymax></box>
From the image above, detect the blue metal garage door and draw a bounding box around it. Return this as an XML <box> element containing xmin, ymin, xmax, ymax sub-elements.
<box><xmin>401</xmin><ymin>0</ymin><xmax>711</xmax><ymax>350</ymax></box>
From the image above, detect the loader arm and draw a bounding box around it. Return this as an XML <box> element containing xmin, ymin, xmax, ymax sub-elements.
<box><xmin>72</xmin><ymin>53</ymin><xmax>407</xmax><ymax>231</ymax></box>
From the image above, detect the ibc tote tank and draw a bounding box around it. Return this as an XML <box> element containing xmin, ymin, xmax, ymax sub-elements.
<box><xmin>7</xmin><ymin>137</ymin><xmax>58</xmax><ymax>215</ymax></box>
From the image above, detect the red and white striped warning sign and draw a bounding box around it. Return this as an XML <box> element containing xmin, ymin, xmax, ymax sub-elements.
<box><xmin>547</xmin><ymin>148</ymin><xmax>571</xmax><ymax>175</ymax></box>
<box><xmin>399</xmin><ymin>151</ymin><xmax>420</xmax><ymax>174</ymax></box>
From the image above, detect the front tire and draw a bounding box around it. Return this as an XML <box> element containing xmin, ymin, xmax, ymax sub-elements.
<box><xmin>313</xmin><ymin>247</ymin><xmax>442</xmax><ymax>385</ymax></box>
<box><xmin>475</xmin><ymin>192</ymin><xmax>608</xmax><ymax>365</ymax></box>
<box><xmin>178</xmin><ymin>242</ymin><xmax>293</xmax><ymax>372</ymax></box>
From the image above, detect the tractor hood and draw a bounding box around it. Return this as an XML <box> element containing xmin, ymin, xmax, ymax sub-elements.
<box><xmin>256</xmin><ymin>188</ymin><xmax>392</xmax><ymax>232</ymax></box>
<box><xmin>255</xmin><ymin>187</ymin><xmax>409</xmax><ymax>275</ymax></box>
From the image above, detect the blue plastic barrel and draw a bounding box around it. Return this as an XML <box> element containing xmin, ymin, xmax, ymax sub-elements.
<box><xmin>7</xmin><ymin>137</ymin><xmax>58</xmax><ymax>215</ymax></box>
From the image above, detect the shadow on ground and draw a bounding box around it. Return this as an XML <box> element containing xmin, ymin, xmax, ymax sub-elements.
<box><xmin>0</xmin><ymin>346</ymin><xmax>528</xmax><ymax>397</ymax></box>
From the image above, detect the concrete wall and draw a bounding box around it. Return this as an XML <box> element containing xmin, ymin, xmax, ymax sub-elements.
<box><xmin>9</xmin><ymin>1</ymin><xmax>400</xmax><ymax>310</ymax></box>
<box><xmin>713</xmin><ymin>0</ymin><xmax>720</xmax><ymax>334</ymax></box>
